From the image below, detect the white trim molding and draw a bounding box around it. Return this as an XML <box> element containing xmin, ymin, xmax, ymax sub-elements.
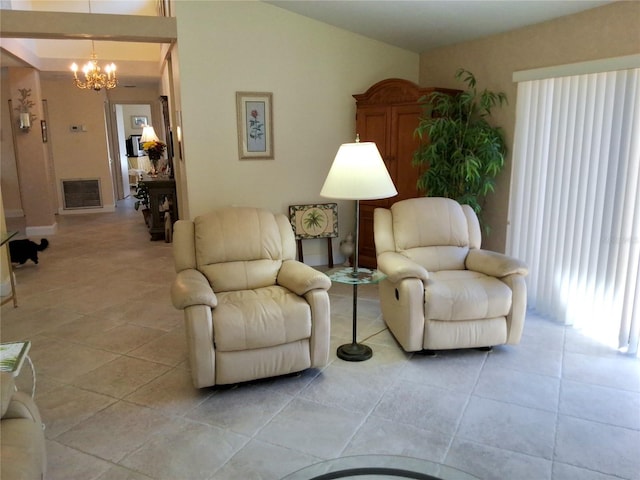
<box><xmin>25</xmin><ymin>223</ymin><xmax>58</xmax><ymax>237</ymax></box>
<box><xmin>57</xmin><ymin>204</ymin><xmax>116</xmax><ymax>215</ymax></box>
<box><xmin>4</xmin><ymin>209</ymin><xmax>25</xmax><ymax>218</ymax></box>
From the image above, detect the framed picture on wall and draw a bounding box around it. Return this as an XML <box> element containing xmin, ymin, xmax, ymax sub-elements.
<box><xmin>236</xmin><ymin>92</ymin><xmax>274</xmax><ymax>160</ymax></box>
<box><xmin>131</xmin><ymin>115</ymin><xmax>148</xmax><ymax>129</ymax></box>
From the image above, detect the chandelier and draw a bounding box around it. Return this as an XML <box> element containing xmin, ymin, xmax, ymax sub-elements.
<box><xmin>70</xmin><ymin>41</ymin><xmax>117</xmax><ymax>91</ymax></box>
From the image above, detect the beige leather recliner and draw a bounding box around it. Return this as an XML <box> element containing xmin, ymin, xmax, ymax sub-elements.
<box><xmin>374</xmin><ymin>197</ymin><xmax>528</xmax><ymax>352</ymax></box>
<box><xmin>0</xmin><ymin>372</ymin><xmax>46</xmax><ymax>480</ymax></box>
<box><xmin>171</xmin><ymin>206</ymin><xmax>332</xmax><ymax>388</ymax></box>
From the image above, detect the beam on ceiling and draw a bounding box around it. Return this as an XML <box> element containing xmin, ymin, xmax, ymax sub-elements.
<box><xmin>0</xmin><ymin>10</ymin><xmax>176</xmax><ymax>43</ymax></box>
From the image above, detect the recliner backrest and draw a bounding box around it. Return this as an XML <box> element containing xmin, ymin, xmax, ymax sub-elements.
<box><xmin>191</xmin><ymin>207</ymin><xmax>295</xmax><ymax>292</ymax></box>
<box><xmin>390</xmin><ymin>197</ymin><xmax>480</xmax><ymax>271</ymax></box>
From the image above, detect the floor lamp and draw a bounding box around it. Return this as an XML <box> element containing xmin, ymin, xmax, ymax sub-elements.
<box><xmin>320</xmin><ymin>136</ymin><xmax>397</xmax><ymax>361</ymax></box>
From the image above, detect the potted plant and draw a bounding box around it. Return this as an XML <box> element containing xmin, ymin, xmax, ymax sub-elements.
<box><xmin>142</xmin><ymin>139</ymin><xmax>166</xmax><ymax>175</ymax></box>
<box><xmin>133</xmin><ymin>183</ymin><xmax>151</xmax><ymax>227</ymax></box>
<box><xmin>413</xmin><ymin>68</ymin><xmax>507</xmax><ymax>230</ymax></box>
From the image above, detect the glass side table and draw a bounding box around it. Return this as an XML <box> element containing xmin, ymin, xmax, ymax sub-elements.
<box><xmin>326</xmin><ymin>267</ymin><xmax>386</xmax><ymax>361</ymax></box>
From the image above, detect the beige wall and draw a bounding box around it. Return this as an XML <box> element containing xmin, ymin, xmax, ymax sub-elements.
<box><xmin>0</xmin><ymin>68</ymin><xmax>22</xmax><ymax>217</ymax></box>
<box><xmin>419</xmin><ymin>1</ymin><xmax>640</xmax><ymax>252</ymax></box>
<box><xmin>175</xmin><ymin>1</ymin><xmax>418</xmax><ymax>265</ymax></box>
<box><xmin>6</xmin><ymin>68</ymin><xmax>56</xmax><ymax>231</ymax></box>
<box><xmin>41</xmin><ymin>78</ymin><xmax>115</xmax><ymax>211</ymax></box>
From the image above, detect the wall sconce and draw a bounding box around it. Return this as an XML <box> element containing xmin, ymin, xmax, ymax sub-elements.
<box><xmin>14</xmin><ymin>88</ymin><xmax>37</xmax><ymax>133</ymax></box>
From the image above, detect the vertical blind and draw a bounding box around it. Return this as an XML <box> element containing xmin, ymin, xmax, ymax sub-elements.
<box><xmin>507</xmin><ymin>68</ymin><xmax>640</xmax><ymax>355</ymax></box>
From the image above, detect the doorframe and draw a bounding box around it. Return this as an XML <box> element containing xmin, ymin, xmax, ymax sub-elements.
<box><xmin>106</xmin><ymin>101</ymin><xmax>154</xmax><ymax>201</ymax></box>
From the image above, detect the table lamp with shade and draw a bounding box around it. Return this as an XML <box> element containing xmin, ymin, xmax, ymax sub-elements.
<box><xmin>320</xmin><ymin>135</ymin><xmax>397</xmax><ymax>360</ymax></box>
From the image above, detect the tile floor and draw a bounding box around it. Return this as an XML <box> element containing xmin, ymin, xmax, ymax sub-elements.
<box><xmin>1</xmin><ymin>197</ymin><xmax>639</xmax><ymax>480</ymax></box>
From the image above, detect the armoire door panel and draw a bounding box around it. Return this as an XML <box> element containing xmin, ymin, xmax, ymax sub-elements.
<box><xmin>392</xmin><ymin>105</ymin><xmax>425</xmax><ymax>201</ymax></box>
<box><xmin>357</xmin><ymin>204</ymin><xmax>377</xmax><ymax>269</ymax></box>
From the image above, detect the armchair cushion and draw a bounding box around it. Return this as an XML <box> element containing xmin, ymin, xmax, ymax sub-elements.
<box><xmin>194</xmin><ymin>208</ymin><xmax>289</xmax><ymax>292</ymax></box>
<box><xmin>466</xmin><ymin>249</ymin><xmax>529</xmax><ymax>278</ymax></box>
<box><xmin>213</xmin><ymin>286</ymin><xmax>311</xmax><ymax>351</ymax></box>
<box><xmin>277</xmin><ymin>260</ymin><xmax>332</xmax><ymax>295</ymax></box>
<box><xmin>391</xmin><ymin>197</ymin><xmax>472</xmax><ymax>271</ymax></box>
<box><xmin>376</xmin><ymin>251</ymin><xmax>429</xmax><ymax>283</ymax></box>
<box><xmin>171</xmin><ymin>269</ymin><xmax>217</xmax><ymax>309</ymax></box>
<box><xmin>427</xmin><ymin>271</ymin><xmax>512</xmax><ymax>321</ymax></box>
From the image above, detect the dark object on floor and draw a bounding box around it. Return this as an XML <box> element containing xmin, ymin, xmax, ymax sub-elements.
<box><xmin>9</xmin><ymin>238</ymin><xmax>49</xmax><ymax>265</ymax></box>
<box><xmin>475</xmin><ymin>346</ymin><xmax>493</xmax><ymax>352</ymax></box>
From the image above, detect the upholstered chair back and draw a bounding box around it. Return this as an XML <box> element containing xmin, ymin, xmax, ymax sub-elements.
<box><xmin>379</xmin><ymin>197</ymin><xmax>481</xmax><ymax>271</ymax></box>
<box><xmin>174</xmin><ymin>207</ymin><xmax>297</xmax><ymax>292</ymax></box>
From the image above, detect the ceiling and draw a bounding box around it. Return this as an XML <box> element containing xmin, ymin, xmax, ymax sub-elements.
<box><xmin>267</xmin><ymin>0</ymin><xmax>613</xmax><ymax>53</ymax></box>
<box><xmin>1</xmin><ymin>0</ymin><xmax>614</xmax><ymax>84</ymax></box>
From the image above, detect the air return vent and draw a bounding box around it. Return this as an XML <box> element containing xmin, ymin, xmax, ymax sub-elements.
<box><xmin>61</xmin><ymin>179</ymin><xmax>102</xmax><ymax>209</ymax></box>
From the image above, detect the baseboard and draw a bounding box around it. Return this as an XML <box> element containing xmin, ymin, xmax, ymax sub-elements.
<box><xmin>4</xmin><ymin>209</ymin><xmax>24</xmax><ymax>218</ymax></box>
<box><xmin>26</xmin><ymin>223</ymin><xmax>58</xmax><ymax>237</ymax></box>
<box><xmin>58</xmin><ymin>203</ymin><xmax>116</xmax><ymax>215</ymax></box>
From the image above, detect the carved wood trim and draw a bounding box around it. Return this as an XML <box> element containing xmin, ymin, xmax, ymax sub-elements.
<box><xmin>353</xmin><ymin>78</ymin><xmax>459</xmax><ymax>106</ymax></box>
<box><xmin>353</xmin><ymin>78</ymin><xmax>429</xmax><ymax>105</ymax></box>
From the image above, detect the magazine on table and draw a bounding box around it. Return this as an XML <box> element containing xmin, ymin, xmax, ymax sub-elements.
<box><xmin>0</xmin><ymin>341</ymin><xmax>31</xmax><ymax>375</ymax></box>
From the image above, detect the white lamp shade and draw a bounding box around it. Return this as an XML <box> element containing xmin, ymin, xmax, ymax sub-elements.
<box><xmin>320</xmin><ymin>141</ymin><xmax>398</xmax><ymax>200</ymax></box>
<box><xmin>140</xmin><ymin>125</ymin><xmax>159</xmax><ymax>143</ymax></box>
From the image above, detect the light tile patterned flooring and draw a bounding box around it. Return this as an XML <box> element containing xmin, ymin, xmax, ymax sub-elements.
<box><xmin>2</xmin><ymin>198</ymin><xmax>639</xmax><ymax>480</ymax></box>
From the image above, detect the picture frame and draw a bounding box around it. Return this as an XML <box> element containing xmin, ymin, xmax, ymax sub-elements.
<box><xmin>236</xmin><ymin>92</ymin><xmax>274</xmax><ymax>159</ymax></box>
<box><xmin>131</xmin><ymin>115</ymin><xmax>148</xmax><ymax>129</ymax></box>
<box><xmin>289</xmin><ymin>203</ymin><xmax>338</xmax><ymax>239</ymax></box>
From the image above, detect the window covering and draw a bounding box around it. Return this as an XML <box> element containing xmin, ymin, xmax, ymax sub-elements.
<box><xmin>507</xmin><ymin>68</ymin><xmax>640</xmax><ymax>355</ymax></box>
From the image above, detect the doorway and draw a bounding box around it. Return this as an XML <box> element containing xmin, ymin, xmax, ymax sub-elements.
<box><xmin>108</xmin><ymin>103</ymin><xmax>153</xmax><ymax>200</ymax></box>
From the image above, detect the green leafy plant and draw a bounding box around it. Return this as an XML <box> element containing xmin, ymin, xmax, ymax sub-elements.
<box><xmin>303</xmin><ymin>209</ymin><xmax>325</xmax><ymax>231</ymax></box>
<box><xmin>413</xmin><ymin>68</ymin><xmax>507</xmax><ymax>228</ymax></box>
<box><xmin>133</xmin><ymin>183</ymin><xmax>149</xmax><ymax>211</ymax></box>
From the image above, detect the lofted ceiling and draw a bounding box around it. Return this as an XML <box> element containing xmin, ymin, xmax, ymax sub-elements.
<box><xmin>266</xmin><ymin>0</ymin><xmax>614</xmax><ymax>53</ymax></box>
<box><xmin>1</xmin><ymin>0</ymin><xmax>614</xmax><ymax>86</ymax></box>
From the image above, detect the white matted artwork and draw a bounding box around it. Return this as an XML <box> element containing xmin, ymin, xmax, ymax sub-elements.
<box><xmin>236</xmin><ymin>92</ymin><xmax>274</xmax><ymax>159</ymax></box>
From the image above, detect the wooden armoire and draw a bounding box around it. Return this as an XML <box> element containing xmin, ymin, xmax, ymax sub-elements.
<box><xmin>354</xmin><ymin>78</ymin><xmax>457</xmax><ymax>268</ymax></box>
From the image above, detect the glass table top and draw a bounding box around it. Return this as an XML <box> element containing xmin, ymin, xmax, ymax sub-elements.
<box><xmin>0</xmin><ymin>231</ymin><xmax>18</xmax><ymax>247</ymax></box>
<box><xmin>326</xmin><ymin>267</ymin><xmax>386</xmax><ymax>285</ymax></box>
<box><xmin>282</xmin><ymin>455</ymin><xmax>479</xmax><ymax>480</ymax></box>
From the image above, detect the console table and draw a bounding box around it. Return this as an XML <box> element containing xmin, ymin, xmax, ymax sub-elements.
<box><xmin>139</xmin><ymin>175</ymin><xmax>178</xmax><ymax>241</ymax></box>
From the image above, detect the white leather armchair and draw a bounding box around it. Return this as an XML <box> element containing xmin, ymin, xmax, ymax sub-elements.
<box><xmin>374</xmin><ymin>197</ymin><xmax>528</xmax><ymax>352</ymax></box>
<box><xmin>171</xmin><ymin>206</ymin><xmax>331</xmax><ymax>388</ymax></box>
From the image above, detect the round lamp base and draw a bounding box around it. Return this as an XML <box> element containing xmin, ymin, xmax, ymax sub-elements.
<box><xmin>337</xmin><ymin>342</ymin><xmax>372</xmax><ymax>362</ymax></box>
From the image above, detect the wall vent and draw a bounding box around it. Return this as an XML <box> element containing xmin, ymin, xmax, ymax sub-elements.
<box><xmin>61</xmin><ymin>179</ymin><xmax>102</xmax><ymax>210</ymax></box>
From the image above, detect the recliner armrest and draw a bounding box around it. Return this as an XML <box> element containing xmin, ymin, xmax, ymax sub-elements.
<box><xmin>277</xmin><ymin>260</ymin><xmax>331</xmax><ymax>296</ymax></box>
<box><xmin>377</xmin><ymin>252</ymin><xmax>429</xmax><ymax>283</ymax></box>
<box><xmin>171</xmin><ymin>269</ymin><xmax>218</xmax><ymax>310</ymax></box>
<box><xmin>1</xmin><ymin>373</ymin><xmax>41</xmax><ymax>423</ymax></box>
<box><xmin>466</xmin><ymin>249</ymin><xmax>528</xmax><ymax>278</ymax></box>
